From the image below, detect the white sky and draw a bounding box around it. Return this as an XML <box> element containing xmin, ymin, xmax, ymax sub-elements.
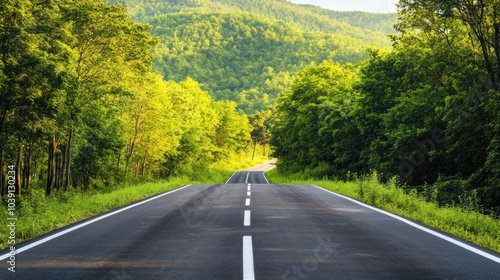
<box><xmin>288</xmin><ymin>0</ymin><xmax>398</xmax><ymax>13</ymax></box>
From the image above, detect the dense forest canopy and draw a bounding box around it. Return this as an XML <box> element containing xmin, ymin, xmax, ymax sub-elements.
<box><xmin>108</xmin><ymin>0</ymin><xmax>397</xmax><ymax>37</ymax></box>
<box><xmin>297</xmin><ymin>6</ymin><xmax>397</xmax><ymax>35</ymax></box>
<box><xmin>0</xmin><ymin>0</ymin><xmax>252</xmax><ymax>197</ymax></box>
<box><xmin>148</xmin><ymin>12</ymin><xmax>378</xmax><ymax>113</ymax></box>
<box><xmin>107</xmin><ymin>0</ymin><xmax>397</xmax><ymax>113</ymax></box>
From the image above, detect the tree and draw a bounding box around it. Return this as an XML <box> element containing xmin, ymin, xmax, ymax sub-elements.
<box><xmin>398</xmin><ymin>0</ymin><xmax>500</xmax><ymax>90</ymax></box>
<box><xmin>122</xmin><ymin>73</ymin><xmax>180</xmax><ymax>177</ymax></box>
<box><xmin>54</xmin><ymin>0</ymin><xmax>156</xmax><ymax>191</ymax></box>
<box><xmin>249</xmin><ymin>109</ymin><xmax>273</xmax><ymax>160</ymax></box>
<box><xmin>396</xmin><ymin>0</ymin><xmax>500</xmax><ymax>213</ymax></box>
<box><xmin>0</xmin><ymin>0</ymin><xmax>73</xmax><ymax>196</ymax></box>
<box><xmin>213</xmin><ymin>101</ymin><xmax>252</xmax><ymax>160</ymax></box>
<box><xmin>271</xmin><ymin>61</ymin><xmax>356</xmax><ymax>174</ymax></box>
<box><xmin>160</xmin><ymin>78</ymin><xmax>219</xmax><ymax>177</ymax></box>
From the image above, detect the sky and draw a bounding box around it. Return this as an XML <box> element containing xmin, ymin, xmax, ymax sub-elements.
<box><xmin>287</xmin><ymin>0</ymin><xmax>398</xmax><ymax>13</ymax></box>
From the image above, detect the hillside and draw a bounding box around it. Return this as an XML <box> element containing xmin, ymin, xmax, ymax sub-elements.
<box><xmin>110</xmin><ymin>0</ymin><xmax>397</xmax><ymax>35</ymax></box>
<box><xmin>298</xmin><ymin>5</ymin><xmax>398</xmax><ymax>35</ymax></box>
<box><xmin>108</xmin><ymin>0</ymin><xmax>397</xmax><ymax>113</ymax></box>
<box><xmin>149</xmin><ymin>12</ymin><xmax>378</xmax><ymax>113</ymax></box>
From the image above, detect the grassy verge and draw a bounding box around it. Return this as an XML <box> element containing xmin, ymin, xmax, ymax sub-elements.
<box><xmin>0</xmin><ymin>156</ymin><xmax>269</xmax><ymax>250</ymax></box>
<box><xmin>266</xmin><ymin>169</ymin><xmax>500</xmax><ymax>253</ymax></box>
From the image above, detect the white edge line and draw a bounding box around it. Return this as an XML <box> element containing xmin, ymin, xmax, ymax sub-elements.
<box><xmin>244</xmin><ymin>210</ymin><xmax>251</xmax><ymax>226</ymax></box>
<box><xmin>226</xmin><ymin>171</ymin><xmax>240</xmax><ymax>184</ymax></box>
<box><xmin>311</xmin><ymin>185</ymin><xmax>500</xmax><ymax>264</ymax></box>
<box><xmin>243</xmin><ymin>236</ymin><xmax>255</xmax><ymax>280</ymax></box>
<box><xmin>246</xmin><ymin>198</ymin><xmax>251</xmax><ymax>206</ymax></box>
<box><xmin>0</xmin><ymin>184</ymin><xmax>193</xmax><ymax>261</ymax></box>
<box><xmin>261</xmin><ymin>171</ymin><xmax>270</xmax><ymax>184</ymax></box>
<box><xmin>245</xmin><ymin>172</ymin><xmax>250</xmax><ymax>184</ymax></box>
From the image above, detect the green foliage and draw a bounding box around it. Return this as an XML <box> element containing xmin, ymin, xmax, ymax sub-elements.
<box><xmin>213</xmin><ymin>100</ymin><xmax>252</xmax><ymax>158</ymax></box>
<box><xmin>271</xmin><ymin>2</ymin><xmax>500</xmax><ymax>214</ymax></box>
<box><xmin>105</xmin><ymin>0</ymin><xmax>395</xmax><ymax>114</ymax></box>
<box><xmin>249</xmin><ymin>109</ymin><xmax>273</xmax><ymax>146</ymax></box>
<box><xmin>299</xmin><ymin>6</ymin><xmax>398</xmax><ymax>35</ymax></box>
<box><xmin>0</xmin><ymin>0</ymin><xmax>257</xmax><ymax>201</ymax></box>
<box><xmin>148</xmin><ymin>12</ymin><xmax>382</xmax><ymax>113</ymax></box>
<box><xmin>271</xmin><ymin>61</ymin><xmax>358</xmax><ymax>175</ymax></box>
<box><xmin>0</xmin><ymin>0</ymin><xmax>70</xmax><ymax>146</ymax></box>
<box><xmin>110</xmin><ymin>0</ymin><xmax>397</xmax><ymax>41</ymax></box>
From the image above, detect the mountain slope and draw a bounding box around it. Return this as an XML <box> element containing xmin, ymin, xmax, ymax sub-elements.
<box><xmin>108</xmin><ymin>0</ymin><xmax>396</xmax><ymax>113</ymax></box>
<box><xmin>298</xmin><ymin>5</ymin><xmax>398</xmax><ymax>34</ymax></box>
<box><xmin>150</xmin><ymin>12</ymin><xmax>373</xmax><ymax>113</ymax></box>
<box><xmin>111</xmin><ymin>0</ymin><xmax>396</xmax><ymax>45</ymax></box>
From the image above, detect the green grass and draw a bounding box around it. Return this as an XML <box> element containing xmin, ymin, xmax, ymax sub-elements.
<box><xmin>266</xmin><ymin>169</ymin><xmax>500</xmax><ymax>253</ymax></box>
<box><xmin>0</xmin><ymin>155</ymin><xmax>270</xmax><ymax>250</ymax></box>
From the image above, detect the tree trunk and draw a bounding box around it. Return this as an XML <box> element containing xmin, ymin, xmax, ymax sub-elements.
<box><xmin>0</xmin><ymin>150</ymin><xmax>4</xmax><ymax>197</ymax></box>
<box><xmin>0</xmin><ymin>101</ymin><xmax>10</xmax><ymax>139</ymax></box>
<box><xmin>84</xmin><ymin>172</ymin><xmax>89</xmax><ymax>192</ymax></box>
<box><xmin>46</xmin><ymin>132</ymin><xmax>57</xmax><ymax>196</ymax></box>
<box><xmin>116</xmin><ymin>149</ymin><xmax>121</xmax><ymax>173</ymax></box>
<box><xmin>464</xmin><ymin>14</ymin><xmax>498</xmax><ymax>90</ymax></box>
<box><xmin>56</xmin><ymin>153</ymin><xmax>63</xmax><ymax>190</ymax></box>
<box><xmin>262</xmin><ymin>143</ymin><xmax>267</xmax><ymax>157</ymax></box>
<box><xmin>252</xmin><ymin>141</ymin><xmax>257</xmax><ymax>161</ymax></box>
<box><xmin>478</xmin><ymin>35</ymin><xmax>497</xmax><ymax>90</ymax></box>
<box><xmin>126</xmin><ymin>108</ymin><xmax>141</xmax><ymax>176</ymax></box>
<box><xmin>63</xmin><ymin>129</ymin><xmax>73</xmax><ymax>191</ymax></box>
<box><xmin>15</xmin><ymin>146</ymin><xmax>22</xmax><ymax>196</ymax></box>
<box><xmin>23</xmin><ymin>139</ymin><xmax>34</xmax><ymax>191</ymax></box>
<box><xmin>141</xmin><ymin>158</ymin><xmax>147</xmax><ymax>177</ymax></box>
<box><xmin>493</xmin><ymin>8</ymin><xmax>500</xmax><ymax>90</ymax></box>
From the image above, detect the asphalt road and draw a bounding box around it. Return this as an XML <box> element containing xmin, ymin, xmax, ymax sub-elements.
<box><xmin>1</xmin><ymin>170</ymin><xmax>500</xmax><ymax>279</ymax></box>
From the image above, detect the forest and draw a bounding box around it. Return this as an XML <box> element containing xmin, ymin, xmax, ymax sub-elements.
<box><xmin>272</xmin><ymin>0</ymin><xmax>500</xmax><ymax>215</ymax></box>
<box><xmin>0</xmin><ymin>0</ymin><xmax>252</xmax><ymax>197</ymax></box>
<box><xmin>0</xmin><ymin>0</ymin><xmax>397</xmax><ymax>200</ymax></box>
<box><xmin>149</xmin><ymin>12</ymin><xmax>380</xmax><ymax>114</ymax></box>
<box><xmin>108</xmin><ymin>0</ymin><xmax>396</xmax><ymax>114</ymax></box>
<box><xmin>108</xmin><ymin>0</ymin><xmax>397</xmax><ymax>38</ymax></box>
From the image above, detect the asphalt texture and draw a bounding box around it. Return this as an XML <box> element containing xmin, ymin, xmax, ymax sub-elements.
<box><xmin>1</xmin><ymin>170</ymin><xmax>500</xmax><ymax>279</ymax></box>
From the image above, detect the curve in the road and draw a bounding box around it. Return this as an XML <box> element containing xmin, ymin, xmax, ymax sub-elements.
<box><xmin>226</xmin><ymin>171</ymin><xmax>269</xmax><ymax>184</ymax></box>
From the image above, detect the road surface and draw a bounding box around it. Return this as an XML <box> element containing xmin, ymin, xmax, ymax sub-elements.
<box><xmin>1</xmin><ymin>169</ymin><xmax>499</xmax><ymax>279</ymax></box>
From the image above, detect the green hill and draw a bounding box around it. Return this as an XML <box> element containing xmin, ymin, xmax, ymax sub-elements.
<box><xmin>297</xmin><ymin>5</ymin><xmax>398</xmax><ymax>35</ymax></box>
<box><xmin>108</xmin><ymin>0</ymin><xmax>396</xmax><ymax>113</ymax></box>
